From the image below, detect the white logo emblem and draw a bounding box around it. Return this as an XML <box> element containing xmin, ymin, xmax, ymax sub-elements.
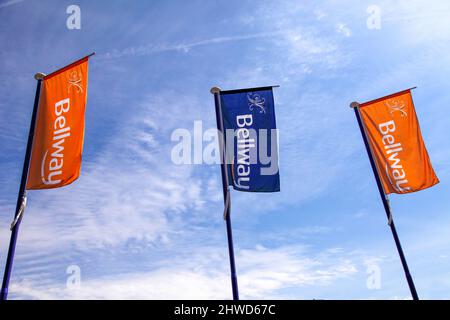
<box><xmin>386</xmin><ymin>98</ymin><xmax>407</xmax><ymax>117</ymax></box>
<box><xmin>68</xmin><ymin>70</ymin><xmax>83</xmax><ymax>94</ymax></box>
<box><xmin>247</xmin><ymin>93</ymin><xmax>266</xmax><ymax>114</ymax></box>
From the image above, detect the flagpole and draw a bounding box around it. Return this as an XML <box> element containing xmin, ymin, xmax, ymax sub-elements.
<box><xmin>350</xmin><ymin>102</ymin><xmax>419</xmax><ymax>300</ymax></box>
<box><xmin>0</xmin><ymin>73</ymin><xmax>45</xmax><ymax>300</ymax></box>
<box><xmin>211</xmin><ymin>86</ymin><xmax>239</xmax><ymax>300</ymax></box>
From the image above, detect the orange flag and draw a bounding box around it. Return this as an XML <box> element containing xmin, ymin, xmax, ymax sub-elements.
<box><xmin>358</xmin><ymin>89</ymin><xmax>439</xmax><ymax>194</ymax></box>
<box><xmin>26</xmin><ymin>56</ymin><xmax>90</xmax><ymax>190</ymax></box>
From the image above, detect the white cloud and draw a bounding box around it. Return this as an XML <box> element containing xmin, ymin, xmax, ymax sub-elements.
<box><xmin>9</xmin><ymin>244</ymin><xmax>359</xmax><ymax>300</ymax></box>
<box><xmin>0</xmin><ymin>0</ymin><xmax>23</xmax><ymax>9</ymax></box>
<box><xmin>0</xmin><ymin>92</ymin><xmax>213</xmax><ymax>255</ymax></box>
<box><xmin>336</xmin><ymin>23</ymin><xmax>351</xmax><ymax>37</ymax></box>
<box><xmin>99</xmin><ymin>31</ymin><xmax>284</xmax><ymax>60</ymax></box>
<box><xmin>377</xmin><ymin>0</ymin><xmax>450</xmax><ymax>44</ymax></box>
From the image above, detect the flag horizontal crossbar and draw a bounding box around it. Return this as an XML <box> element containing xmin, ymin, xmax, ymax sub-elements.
<box><xmin>43</xmin><ymin>52</ymin><xmax>95</xmax><ymax>80</ymax></box>
<box><xmin>359</xmin><ymin>87</ymin><xmax>417</xmax><ymax>108</ymax></box>
<box><xmin>220</xmin><ymin>85</ymin><xmax>279</xmax><ymax>95</ymax></box>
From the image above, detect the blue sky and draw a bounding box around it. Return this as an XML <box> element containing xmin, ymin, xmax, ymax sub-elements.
<box><xmin>0</xmin><ymin>0</ymin><xmax>450</xmax><ymax>299</ymax></box>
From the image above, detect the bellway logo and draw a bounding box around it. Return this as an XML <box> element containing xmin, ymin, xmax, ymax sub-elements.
<box><xmin>247</xmin><ymin>92</ymin><xmax>266</xmax><ymax>114</ymax></box>
<box><xmin>41</xmin><ymin>71</ymin><xmax>84</xmax><ymax>185</ymax></box>
<box><xmin>68</xmin><ymin>70</ymin><xmax>83</xmax><ymax>93</ymax></box>
<box><xmin>386</xmin><ymin>98</ymin><xmax>407</xmax><ymax>118</ymax></box>
<box><xmin>379</xmin><ymin>119</ymin><xmax>411</xmax><ymax>193</ymax></box>
<box><xmin>378</xmin><ymin>97</ymin><xmax>411</xmax><ymax>192</ymax></box>
<box><xmin>41</xmin><ymin>99</ymin><xmax>72</xmax><ymax>185</ymax></box>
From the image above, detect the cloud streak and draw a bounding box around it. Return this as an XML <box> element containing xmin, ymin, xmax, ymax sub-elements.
<box><xmin>9</xmin><ymin>244</ymin><xmax>360</xmax><ymax>299</ymax></box>
<box><xmin>0</xmin><ymin>0</ymin><xmax>23</xmax><ymax>9</ymax></box>
<box><xmin>99</xmin><ymin>31</ymin><xmax>285</xmax><ymax>60</ymax></box>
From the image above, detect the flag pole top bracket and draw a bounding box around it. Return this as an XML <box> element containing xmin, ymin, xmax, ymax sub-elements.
<box><xmin>34</xmin><ymin>73</ymin><xmax>46</xmax><ymax>80</ymax></box>
<box><xmin>210</xmin><ymin>87</ymin><xmax>221</xmax><ymax>94</ymax></box>
<box><xmin>350</xmin><ymin>101</ymin><xmax>360</xmax><ymax>109</ymax></box>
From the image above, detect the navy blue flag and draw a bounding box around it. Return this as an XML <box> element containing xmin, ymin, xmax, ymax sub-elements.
<box><xmin>220</xmin><ymin>87</ymin><xmax>280</xmax><ymax>192</ymax></box>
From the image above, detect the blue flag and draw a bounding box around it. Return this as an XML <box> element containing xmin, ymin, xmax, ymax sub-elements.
<box><xmin>220</xmin><ymin>87</ymin><xmax>280</xmax><ymax>192</ymax></box>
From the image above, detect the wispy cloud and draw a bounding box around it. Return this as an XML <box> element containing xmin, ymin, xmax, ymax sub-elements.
<box><xmin>99</xmin><ymin>31</ymin><xmax>284</xmax><ymax>60</ymax></box>
<box><xmin>336</xmin><ymin>23</ymin><xmax>351</xmax><ymax>37</ymax></box>
<box><xmin>0</xmin><ymin>0</ymin><xmax>23</xmax><ymax>9</ymax></box>
<box><xmin>9</xmin><ymin>244</ymin><xmax>360</xmax><ymax>299</ymax></box>
<box><xmin>4</xmin><ymin>92</ymin><xmax>211</xmax><ymax>253</ymax></box>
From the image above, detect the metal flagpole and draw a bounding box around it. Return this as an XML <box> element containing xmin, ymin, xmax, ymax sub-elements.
<box><xmin>211</xmin><ymin>86</ymin><xmax>239</xmax><ymax>300</ymax></box>
<box><xmin>0</xmin><ymin>72</ymin><xmax>45</xmax><ymax>300</ymax></box>
<box><xmin>350</xmin><ymin>101</ymin><xmax>419</xmax><ymax>300</ymax></box>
